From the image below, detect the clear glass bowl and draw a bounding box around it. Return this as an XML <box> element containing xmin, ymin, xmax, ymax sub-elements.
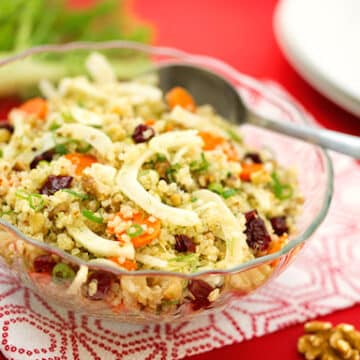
<box><xmin>0</xmin><ymin>42</ymin><xmax>333</xmax><ymax>323</ymax></box>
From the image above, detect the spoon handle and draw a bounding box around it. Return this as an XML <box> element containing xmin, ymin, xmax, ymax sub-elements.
<box><xmin>248</xmin><ymin>111</ymin><xmax>360</xmax><ymax>159</ymax></box>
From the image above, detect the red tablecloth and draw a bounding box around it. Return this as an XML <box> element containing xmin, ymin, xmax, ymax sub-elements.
<box><xmin>132</xmin><ymin>0</ymin><xmax>360</xmax><ymax>359</ymax></box>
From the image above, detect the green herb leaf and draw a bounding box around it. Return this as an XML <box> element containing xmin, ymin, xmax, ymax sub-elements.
<box><xmin>82</xmin><ymin>209</ymin><xmax>103</xmax><ymax>224</ymax></box>
<box><xmin>52</xmin><ymin>263</ymin><xmax>75</xmax><ymax>283</ymax></box>
<box><xmin>126</xmin><ymin>224</ymin><xmax>143</xmax><ymax>238</ymax></box>
<box><xmin>61</xmin><ymin>189</ymin><xmax>89</xmax><ymax>200</ymax></box>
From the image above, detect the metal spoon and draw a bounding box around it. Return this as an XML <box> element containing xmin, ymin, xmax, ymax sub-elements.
<box><xmin>157</xmin><ymin>64</ymin><xmax>360</xmax><ymax>158</ymax></box>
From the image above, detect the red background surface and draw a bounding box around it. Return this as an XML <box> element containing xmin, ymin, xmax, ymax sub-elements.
<box><xmin>0</xmin><ymin>1</ymin><xmax>359</xmax><ymax>359</ymax></box>
<box><xmin>131</xmin><ymin>0</ymin><xmax>360</xmax><ymax>359</ymax></box>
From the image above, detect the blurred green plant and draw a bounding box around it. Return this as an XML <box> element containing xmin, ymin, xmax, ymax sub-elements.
<box><xmin>0</xmin><ymin>0</ymin><xmax>153</xmax><ymax>96</ymax></box>
<box><xmin>0</xmin><ymin>0</ymin><xmax>152</xmax><ymax>52</ymax></box>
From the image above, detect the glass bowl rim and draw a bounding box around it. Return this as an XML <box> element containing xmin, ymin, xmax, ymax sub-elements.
<box><xmin>0</xmin><ymin>41</ymin><xmax>334</xmax><ymax>278</ymax></box>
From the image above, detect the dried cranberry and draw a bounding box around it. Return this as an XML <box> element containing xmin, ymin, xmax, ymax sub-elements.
<box><xmin>188</xmin><ymin>280</ymin><xmax>213</xmax><ymax>310</ymax></box>
<box><xmin>33</xmin><ymin>254</ymin><xmax>56</xmax><ymax>273</ymax></box>
<box><xmin>244</xmin><ymin>152</ymin><xmax>262</xmax><ymax>164</ymax></box>
<box><xmin>0</xmin><ymin>123</ymin><xmax>14</xmax><ymax>133</ymax></box>
<box><xmin>245</xmin><ymin>215</ymin><xmax>271</xmax><ymax>252</ymax></box>
<box><xmin>39</xmin><ymin>175</ymin><xmax>73</xmax><ymax>196</ymax></box>
<box><xmin>30</xmin><ymin>149</ymin><xmax>55</xmax><ymax>169</ymax></box>
<box><xmin>270</xmin><ymin>216</ymin><xmax>288</xmax><ymax>236</ymax></box>
<box><xmin>244</xmin><ymin>209</ymin><xmax>258</xmax><ymax>222</ymax></box>
<box><xmin>86</xmin><ymin>271</ymin><xmax>115</xmax><ymax>301</ymax></box>
<box><xmin>174</xmin><ymin>234</ymin><xmax>196</xmax><ymax>253</ymax></box>
<box><xmin>132</xmin><ymin>124</ymin><xmax>155</xmax><ymax>143</ymax></box>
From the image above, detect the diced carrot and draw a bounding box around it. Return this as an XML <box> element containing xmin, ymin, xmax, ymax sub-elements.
<box><xmin>165</xmin><ymin>86</ymin><xmax>196</xmax><ymax>112</ymax></box>
<box><xmin>19</xmin><ymin>97</ymin><xmax>48</xmax><ymax>120</ymax></box>
<box><xmin>107</xmin><ymin>212</ymin><xmax>161</xmax><ymax>248</ymax></box>
<box><xmin>129</xmin><ymin>213</ymin><xmax>161</xmax><ymax>248</ymax></box>
<box><xmin>239</xmin><ymin>163</ymin><xmax>263</xmax><ymax>181</ymax></box>
<box><xmin>145</xmin><ymin>119</ymin><xmax>155</xmax><ymax>126</ymax></box>
<box><xmin>65</xmin><ymin>153</ymin><xmax>97</xmax><ymax>175</ymax></box>
<box><xmin>199</xmin><ymin>131</ymin><xmax>225</xmax><ymax>150</ymax></box>
<box><xmin>268</xmin><ymin>234</ymin><xmax>288</xmax><ymax>267</ymax></box>
<box><xmin>109</xmin><ymin>257</ymin><xmax>137</xmax><ymax>271</ymax></box>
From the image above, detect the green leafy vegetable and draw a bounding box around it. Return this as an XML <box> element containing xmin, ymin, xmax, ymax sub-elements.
<box><xmin>0</xmin><ymin>0</ymin><xmax>152</xmax><ymax>96</ymax></box>
<box><xmin>271</xmin><ymin>172</ymin><xmax>293</xmax><ymax>200</ymax></box>
<box><xmin>81</xmin><ymin>209</ymin><xmax>104</xmax><ymax>224</ymax></box>
<box><xmin>190</xmin><ymin>153</ymin><xmax>209</xmax><ymax>173</ymax></box>
<box><xmin>52</xmin><ymin>262</ymin><xmax>75</xmax><ymax>283</ymax></box>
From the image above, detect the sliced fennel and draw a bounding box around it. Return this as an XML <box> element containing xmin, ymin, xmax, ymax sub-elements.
<box><xmin>149</xmin><ymin>130</ymin><xmax>203</xmax><ymax>156</ymax></box>
<box><xmin>67</xmin><ymin>224</ymin><xmax>135</xmax><ymax>259</ymax></box>
<box><xmin>117</xmin><ymin>146</ymin><xmax>200</xmax><ymax>227</ymax></box>
<box><xmin>193</xmin><ymin>190</ymin><xmax>253</xmax><ymax>267</ymax></box>
<box><xmin>86</xmin><ymin>52</ymin><xmax>117</xmax><ymax>84</ymax></box>
<box><xmin>135</xmin><ymin>254</ymin><xmax>168</xmax><ymax>269</ymax></box>
<box><xmin>66</xmin><ymin>265</ymin><xmax>88</xmax><ymax>295</ymax></box>
<box><xmin>69</xmin><ymin>106</ymin><xmax>103</xmax><ymax>127</ymax></box>
<box><xmin>56</xmin><ymin>124</ymin><xmax>113</xmax><ymax>160</ymax></box>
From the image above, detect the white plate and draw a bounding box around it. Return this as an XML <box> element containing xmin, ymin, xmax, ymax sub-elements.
<box><xmin>274</xmin><ymin>0</ymin><xmax>360</xmax><ymax>117</ymax></box>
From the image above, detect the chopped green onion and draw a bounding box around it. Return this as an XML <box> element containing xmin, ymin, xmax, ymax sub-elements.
<box><xmin>61</xmin><ymin>189</ymin><xmax>89</xmax><ymax>200</ymax></box>
<box><xmin>208</xmin><ymin>183</ymin><xmax>223</xmax><ymax>194</ymax></box>
<box><xmin>166</xmin><ymin>163</ymin><xmax>181</xmax><ymax>182</ymax></box>
<box><xmin>155</xmin><ymin>153</ymin><xmax>167</xmax><ymax>162</ymax></box>
<box><xmin>208</xmin><ymin>183</ymin><xmax>237</xmax><ymax>199</ymax></box>
<box><xmin>61</xmin><ymin>111</ymin><xmax>74</xmax><ymax>123</ymax></box>
<box><xmin>226</xmin><ymin>129</ymin><xmax>242</xmax><ymax>143</ymax></box>
<box><xmin>126</xmin><ymin>224</ymin><xmax>143</xmax><ymax>238</ymax></box>
<box><xmin>15</xmin><ymin>190</ymin><xmax>44</xmax><ymax>211</ymax></box>
<box><xmin>0</xmin><ymin>210</ymin><xmax>13</xmax><ymax>216</ymax></box>
<box><xmin>76</xmin><ymin>143</ymin><xmax>92</xmax><ymax>153</ymax></box>
<box><xmin>54</xmin><ymin>143</ymin><xmax>68</xmax><ymax>155</ymax></box>
<box><xmin>271</xmin><ymin>172</ymin><xmax>293</xmax><ymax>200</ymax></box>
<box><xmin>0</xmin><ymin>149</ymin><xmax>3</xmax><ymax>158</ymax></box>
<box><xmin>81</xmin><ymin>209</ymin><xmax>104</xmax><ymax>224</ymax></box>
<box><xmin>190</xmin><ymin>196</ymin><xmax>198</xmax><ymax>203</ymax></box>
<box><xmin>222</xmin><ymin>188</ymin><xmax>237</xmax><ymax>199</ymax></box>
<box><xmin>190</xmin><ymin>153</ymin><xmax>209</xmax><ymax>173</ymax></box>
<box><xmin>52</xmin><ymin>263</ymin><xmax>75</xmax><ymax>283</ymax></box>
<box><xmin>28</xmin><ymin>194</ymin><xmax>45</xmax><ymax>211</ymax></box>
<box><xmin>49</xmin><ymin>122</ymin><xmax>60</xmax><ymax>131</ymax></box>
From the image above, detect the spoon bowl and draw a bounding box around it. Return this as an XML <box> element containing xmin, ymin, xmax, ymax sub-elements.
<box><xmin>157</xmin><ymin>63</ymin><xmax>360</xmax><ymax>158</ymax></box>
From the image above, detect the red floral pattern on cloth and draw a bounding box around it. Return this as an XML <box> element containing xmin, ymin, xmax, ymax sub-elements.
<box><xmin>0</xmin><ymin>84</ymin><xmax>359</xmax><ymax>360</ymax></box>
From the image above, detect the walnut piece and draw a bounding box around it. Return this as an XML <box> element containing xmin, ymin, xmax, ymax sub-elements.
<box><xmin>298</xmin><ymin>321</ymin><xmax>360</xmax><ymax>360</ymax></box>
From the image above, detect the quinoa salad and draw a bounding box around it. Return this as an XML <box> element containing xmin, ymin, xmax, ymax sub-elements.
<box><xmin>0</xmin><ymin>53</ymin><xmax>303</xmax><ymax>314</ymax></box>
